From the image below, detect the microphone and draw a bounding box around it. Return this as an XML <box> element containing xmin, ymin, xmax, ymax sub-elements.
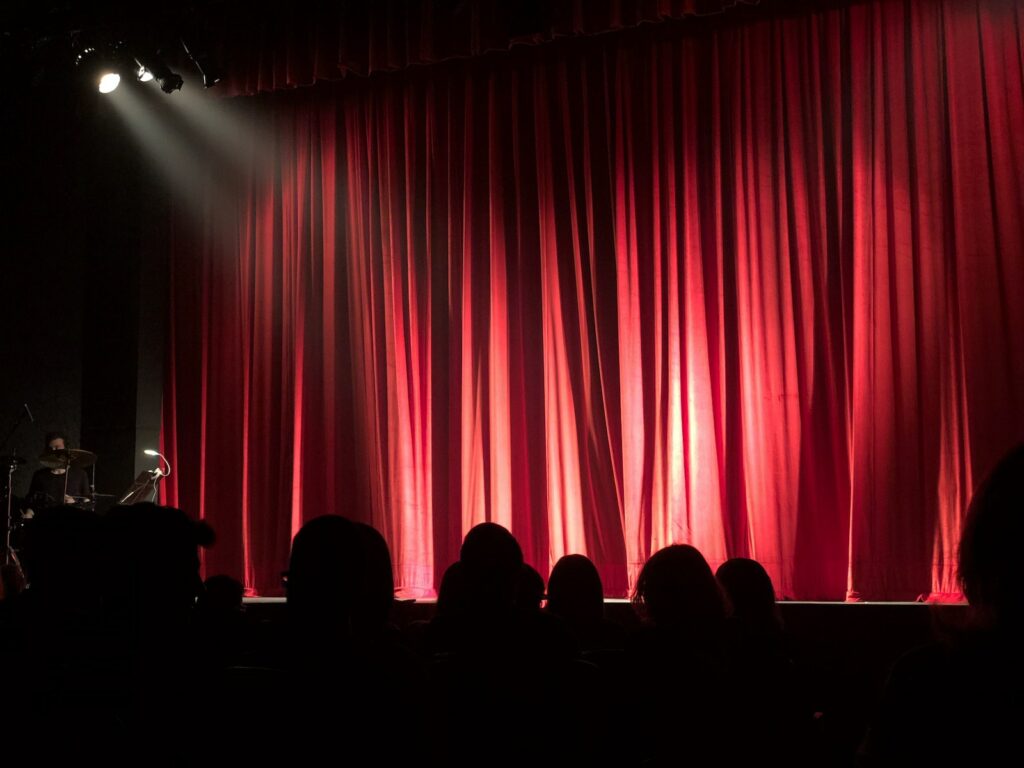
<box><xmin>24</xmin><ymin>403</ymin><xmax>33</xmax><ymax>423</ymax></box>
<box><xmin>144</xmin><ymin>448</ymin><xmax>172</xmax><ymax>478</ymax></box>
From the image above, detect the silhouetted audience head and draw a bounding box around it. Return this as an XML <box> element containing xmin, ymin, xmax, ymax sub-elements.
<box><xmin>193</xmin><ymin>575</ymin><xmax>246</xmax><ymax>672</ymax></box>
<box><xmin>20</xmin><ymin>505</ymin><xmax>102</xmax><ymax>601</ymax></box>
<box><xmin>197</xmin><ymin>574</ymin><xmax>245</xmax><ymax>618</ymax></box>
<box><xmin>716</xmin><ymin>557</ymin><xmax>781</xmax><ymax>631</ymax></box>
<box><xmin>515</xmin><ymin>563</ymin><xmax>545</xmax><ymax>611</ymax></box>
<box><xmin>286</xmin><ymin>515</ymin><xmax>363</xmax><ymax>633</ymax></box>
<box><xmin>1</xmin><ymin>563</ymin><xmax>25</xmax><ymax>600</ymax></box>
<box><xmin>632</xmin><ymin>544</ymin><xmax>726</xmax><ymax>629</ymax></box>
<box><xmin>459</xmin><ymin>522</ymin><xmax>523</xmax><ymax>610</ymax></box>
<box><xmin>958</xmin><ymin>443</ymin><xmax>1024</xmax><ymax>625</ymax></box>
<box><xmin>286</xmin><ymin>515</ymin><xmax>397</xmax><ymax>642</ymax></box>
<box><xmin>102</xmin><ymin>503</ymin><xmax>213</xmax><ymax>626</ymax></box>
<box><xmin>436</xmin><ymin>561</ymin><xmax>468</xmax><ymax>617</ymax></box>
<box><xmin>860</xmin><ymin>444</ymin><xmax>1024</xmax><ymax>766</ymax></box>
<box><xmin>547</xmin><ymin>554</ymin><xmax>604</xmax><ymax>625</ymax></box>
<box><xmin>353</xmin><ymin>521</ymin><xmax>395</xmax><ymax>633</ymax></box>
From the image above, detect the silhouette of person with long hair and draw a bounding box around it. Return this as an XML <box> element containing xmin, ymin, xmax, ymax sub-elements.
<box><xmin>96</xmin><ymin>503</ymin><xmax>213</xmax><ymax>764</ymax></box>
<box><xmin>629</xmin><ymin>544</ymin><xmax>739</xmax><ymax>765</ymax></box>
<box><xmin>717</xmin><ymin>557</ymin><xmax>819</xmax><ymax>765</ymax></box>
<box><xmin>861</xmin><ymin>444</ymin><xmax>1024</xmax><ymax>766</ymax></box>
<box><xmin>547</xmin><ymin>553</ymin><xmax>625</xmax><ymax>652</ymax></box>
<box><xmin>279</xmin><ymin>515</ymin><xmax>420</xmax><ymax>764</ymax></box>
<box><xmin>425</xmin><ymin>523</ymin><xmax>577</xmax><ymax>764</ymax></box>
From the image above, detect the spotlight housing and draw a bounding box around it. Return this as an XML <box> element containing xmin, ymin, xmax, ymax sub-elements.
<box><xmin>75</xmin><ymin>46</ymin><xmax>100</xmax><ymax>68</ymax></box>
<box><xmin>137</xmin><ymin>66</ymin><xmax>154</xmax><ymax>83</ymax></box>
<box><xmin>158</xmin><ymin>72</ymin><xmax>184</xmax><ymax>93</ymax></box>
<box><xmin>75</xmin><ymin>41</ymin><xmax>130</xmax><ymax>95</ymax></box>
<box><xmin>76</xmin><ymin>45</ymin><xmax>117</xmax><ymax>93</ymax></box>
<box><xmin>180</xmin><ymin>35</ymin><xmax>221</xmax><ymax>88</ymax></box>
<box><xmin>133</xmin><ymin>53</ymin><xmax>183</xmax><ymax>94</ymax></box>
<box><xmin>98</xmin><ymin>72</ymin><xmax>120</xmax><ymax>93</ymax></box>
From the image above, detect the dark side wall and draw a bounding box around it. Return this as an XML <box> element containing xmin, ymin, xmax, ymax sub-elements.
<box><xmin>0</xmin><ymin>75</ymin><xmax>166</xmax><ymax>502</ymax></box>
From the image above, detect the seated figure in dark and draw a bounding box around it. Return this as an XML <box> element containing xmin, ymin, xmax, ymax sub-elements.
<box><xmin>424</xmin><ymin>523</ymin><xmax>580</xmax><ymax>764</ymax></box>
<box><xmin>628</xmin><ymin>544</ymin><xmax>741</xmax><ymax>765</ymax></box>
<box><xmin>274</xmin><ymin>515</ymin><xmax>420</xmax><ymax>765</ymax></box>
<box><xmin>546</xmin><ymin>553</ymin><xmax>626</xmax><ymax>652</ymax></box>
<box><xmin>516</xmin><ymin>562</ymin><xmax>546</xmax><ymax>612</ymax></box>
<box><xmin>99</xmin><ymin>503</ymin><xmax>214</xmax><ymax>764</ymax></box>
<box><xmin>1</xmin><ymin>505</ymin><xmax>113</xmax><ymax>763</ymax></box>
<box><xmin>860</xmin><ymin>444</ymin><xmax>1024</xmax><ymax>766</ymax></box>
<box><xmin>717</xmin><ymin>557</ymin><xmax>820</xmax><ymax>765</ymax></box>
<box><xmin>545</xmin><ymin>553</ymin><xmax>630</xmax><ymax>761</ymax></box>
<box><xmin>192</xmin><ymin>574</ymin><xmax>247</xmax><ymax>672</ymax></box>
<box><xmin>5</xmin><ymin>503</ymin><xmax>214</xmax><ymax>764</ymax></box>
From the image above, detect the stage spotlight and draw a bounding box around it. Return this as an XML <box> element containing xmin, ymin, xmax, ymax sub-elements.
<box><xmin>134</xmin><ymin>53</ymin><xmax>184</xmax><ymax>94</ymax></box>
<box><xmin>137</xmin><ymin>65</ymin><xmax>154</xmax><ymax>82</ymax></box>
<box><xmin>98</xmin><ymin>72</ymin><xmax>121</xmax><ymax>93</ymax></box>
<box><xmin>77</xmin><ymin>46</ymin><xmax>124</xmax><ymax>95</ymax></box>
<box><xmin>198</xmin><ymin>63</ymin><xmax>221</xmax><ymax>89</ymax></box>
<box><xmin>75</xmin><ymin>45</ymin><xmax>100</xmax><ymax>67</ymax></box>
<box><xmin>181</xmin><ymin>36</ymin><xmax>222</xmax><ymax>88</ymax></box>
<box><xmin>158</xmin><ymin>72</ymin><xmax>184</xmax><ymax>93</ymax></box>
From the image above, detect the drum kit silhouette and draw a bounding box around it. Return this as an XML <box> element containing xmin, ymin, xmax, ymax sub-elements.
<box><xmin>2</xmin><ymin>446</ymin><xmax>169</xmax><ymax>572</ymax></box>
<box><xmin>2</xmin><ymin>447</ymin><xmax>98</xmax><ymax>570</ymax></box>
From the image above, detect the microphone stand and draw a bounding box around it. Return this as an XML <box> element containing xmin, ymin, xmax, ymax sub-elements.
<box><xmin>62</xmin><ymin>454</ymin><xmax>71</xmax><ymax>505</ymax></box>
<box><xmin>3</xmin><ymin>458</ymin><xmax>22</xmax><ymax>570</ymax></box>
<box><xmin>1</xmin><ymin>406</ymin><xmax>29</xmax><ymax>571</ymax></box>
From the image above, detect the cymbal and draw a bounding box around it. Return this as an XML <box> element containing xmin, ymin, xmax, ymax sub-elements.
<box><xmin>39</xmin><ymin>448</ymin><xmax>96</xmax><ymax>469</ymax></box>
<box><xmin>0</xmin><ymin>454</ymin><xmax>26</xmax><ymax>467</ymax></box>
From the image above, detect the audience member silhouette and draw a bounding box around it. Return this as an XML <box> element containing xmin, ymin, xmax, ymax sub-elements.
<box><xmin>209</xmin><ymin>517</ymin><xmax>362</xmax><ymax>766</ymax></box>
<box><xmin>632</xmin><ymin>543</ymin><xmax>727</xmax><ymax>630</ymax></box>
<box><xmin>274</xmin><ymin>515</ymin><xmax>420</xmax><ymax>764</ymax></box>
<box><xmin>546</xmin><ymin>554</ymin><xmax>626</xmax><ymax>652</ymax></box>
<box><xmin>426</xmin><ymin>523</ymin><xmax>575</xmax><ymax>656</ymax></box>
<box><xmin>717</xmin><ymin>557</ymin><xmax>819</xmax><ymax>765</ymax></box>
<box><xmin>351</xmin><ymin>521</ymin><xmax>397</xmax><ymax>637</ymax></box>
<box><xmin>436</xmin><ymin>560</ymin><xmax>469</xmax><ymax>617</ymax></box>
<box><xmin>285</xmin><ymin>514</ymin><xmax>363</xmax><ymax>649</ymax></box>
<box><xmin>515</xmin><ymin>562</ymin><xmax>546</xmax><ymax>612</ymax></box>
<box><xmin>0</xmin><ymin>563</ymin><xmax>25</xmax><ymax>601</ymax></box>
<box><xmin>545</xmin><ymin>554</ymin><xmax>628</xmax><ymax>761</ymax></box>
<box><xmin>459</xmin><ymin>521</ymin><xmax>525</xmax><ymax>615</ymax></box>
<box><xmin>425</xmin><ymin>523</ymin><xmax>579</xmax><ymax>764</ymax></box>
<box><xmin>9</xmin><ymin>483</ymin><xmax>1005</xmax><ymax>767</ymax></box>
<box><xmin>17</xmin><ymin>504</ymin><xmax>104</xmax><ymax>617</ymax></box>
<box><xmin>860</xmin><ymin>444</ymin><xmax>1024</xmax><ymax>766</ymax></box>
<box><xmin>401</xmin><ymin>559</ymin><xmax>466</xmax><ymax>656</ymax></box>
<box><xmin>350</xmin><ymin>521</ymin><xmax>423</xmax><ymax>699</ymax></box>
<box><xmin>197</xmin><ymin>574</ymin><xmax>245</xmax><ymax>616</ymax></box>
<box><xmin>99</xmin><ymin>503</ymin><xmax>214</xmax><ymax>763</ymax></box>
<box><xmin>102</xmin><ymin>502</ymin><xmax>214</xmax><ymax>628</ymax></box>
<box><xmin>629</xmin><ymin>544</ymin><xmax>739</xmax><ymax>765</ymax></box>
<box><xmin>426</xmin><ymin>522</ymin><xmax>530</xmax><ymax>653</ymax></box>
<box><xmin>716</xmin><ymin>557</ymin><xmax>782</xmax><ymax>634</ymax></box>
<box><xmin>192</xmin><ymin>574</ymin><xmax>246</xmax><ymax>671</ymax></box>
<box><xmin>1</xmin><ymin>506</ymin><xmax>111</xmax><ymax>762</ymax></box>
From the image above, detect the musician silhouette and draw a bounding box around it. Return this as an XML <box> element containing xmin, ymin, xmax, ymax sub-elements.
<box><xmin>26</xmin><ymin>431</ymin><xmax>90</xmax><ymax>513</ymax></box>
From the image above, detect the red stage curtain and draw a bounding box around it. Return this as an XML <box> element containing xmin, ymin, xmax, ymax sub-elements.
<box><xmin>206</xmin><ymin>0</ymin><xmax>755</xmax><ymax>96</ymax></box>
<box><xmin>161</xmin><ymin>0</ymin><xmax>1024</xmax><ymax>599</ymax></box>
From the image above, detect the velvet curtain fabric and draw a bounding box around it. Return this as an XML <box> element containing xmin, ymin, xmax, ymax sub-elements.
<box><xmin>205</xmin><ymin>0</ymin><xmax>757</xmax><ymax>96</ymax></box>
<box><xmin>162</xmin><ymin>0</ymin><xmax>1024</xmax><ymax>598</ymax></box>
